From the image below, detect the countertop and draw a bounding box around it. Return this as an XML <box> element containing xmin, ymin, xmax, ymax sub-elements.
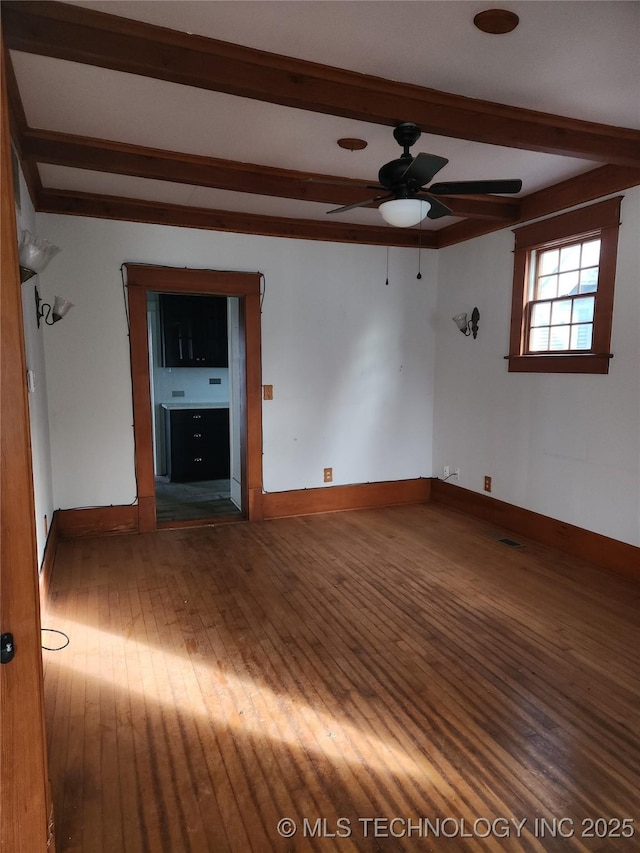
<box><xmin>161</xmin><ymin>402</ymin><xmax>230</xmax><ymax>410</ymax></box>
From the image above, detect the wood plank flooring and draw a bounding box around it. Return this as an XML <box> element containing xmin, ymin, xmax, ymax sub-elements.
<box><xmin>42</xmin><ymin>504</ymin><xmax>640</xmax><ymax>852</ymax></box>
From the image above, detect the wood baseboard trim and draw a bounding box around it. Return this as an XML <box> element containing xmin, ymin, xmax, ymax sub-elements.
<box><xmin>262</xmin><ymin>478</ymin><xmax>431</xmax><ymax>520</ymax></box>
<box><xmin>431</xmin><ymin>480</ymin><xmax>639</xmax><ymax>581</ymax></box>
<box><xmin>39</xmin><ymin>511</ymin><xmax>59</xmax><ymax>608</ymax></box>
<box><xmin>56</xmin><ymin>504</ymin><xmax>139</xmax><ymax>539</ymax></box>
<box><xmin>52</xmin><ymin>480</ymin><xmax>431</xmax><ymax>535</ymax></box>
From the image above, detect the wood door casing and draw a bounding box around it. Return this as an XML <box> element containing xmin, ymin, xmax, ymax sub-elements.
<box><xmin>0</xmin><ymin>34</ymin><xmax>52</xmax><ymax>852</ymax></box>
<box><xmin>125</xmin><ymin>264</ymin><xmax>264</xmax><ymax>530</ymax></box>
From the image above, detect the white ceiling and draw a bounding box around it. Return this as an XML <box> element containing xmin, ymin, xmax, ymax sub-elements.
<box><xmin>70</xmin><ymin>0</ymin><xmax>640</xmax><ymax>126</ymax></box>
<box><xmin>8</xmin><ymin>0</ymin><xmax>640</xmax><ymax>233</ymax></box>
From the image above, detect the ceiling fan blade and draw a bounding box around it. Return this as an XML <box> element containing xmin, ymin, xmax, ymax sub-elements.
<box><xmin>326</xmin><ymin>194</ymin><xmax>392</xmax><ymax>214</ymax></box>
<box><xmin>400</xmin><ymin>153</ymin><xmax>449</xmax><ymax>187</ymax></box>
<box><xmin>418</xmin><ymin>193</ymin><xmax>453</xmax><ymax>219</ymax></box>
<box><xmin>429</xmin><ymin>179</ymin><xmax>523</xmax><ymax>195</ymax></box>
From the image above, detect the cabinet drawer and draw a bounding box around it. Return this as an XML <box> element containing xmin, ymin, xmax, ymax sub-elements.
<box><xmin>174</xmin><ymin>453</ymin><xmax>224</xmax><ymax>482</ymax></box>
<box><xmin>165</xmin><ymin>408</ymin><xmax>230</xmax><ymax>481</ymax></box>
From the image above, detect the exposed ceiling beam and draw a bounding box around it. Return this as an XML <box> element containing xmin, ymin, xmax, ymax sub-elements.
<box><xmin>436</xmin><ymin>164</ymin><xmax>640</xmax><ymax>247</ymax></box>
<box><xmin>22</xmin><ymin>129</ymin><xmax>519</xmax><ymax>221</ymax></box>
<box><xmin>34</xmin><ymin>163</ymin><xmax>640</xmax><ymax>250</ymax></box>
<box><xmin>4</xmin><ymin>1</ymin><xmax>640</xmax><ymax>167</ymax></box>
<box><xmin>37</xmin><ymin>188</ymin><xmax>438</xmax><ymax>248</ymax></box>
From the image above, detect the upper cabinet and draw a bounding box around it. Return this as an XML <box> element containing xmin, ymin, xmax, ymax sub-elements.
<box><xmin>160</xmin><ymin>294</ymin><xmax>228</xmax><ymax>367</ymax></box>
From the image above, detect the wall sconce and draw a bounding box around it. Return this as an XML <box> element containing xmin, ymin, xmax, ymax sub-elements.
<box><xmin>453</xmin><ymin>307</ymin><xmax>480</xmax><ymax>339</ymax></box>
<box><xmin>18</xmin><ymin>229</ymin><xmax>60</xmax><ymax>283</ymax></box>
<box><xmin>35</xmin><ymin>286</ymin><xmax>73</xmax><ymax>328</ymax></box>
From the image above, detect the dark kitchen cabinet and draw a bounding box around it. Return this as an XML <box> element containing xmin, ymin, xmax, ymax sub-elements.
<box><xmin>160</xmin><ymin>294</ymin><xmax>228</xmax><ymax>367</ymax></box>
<box><xmin>165</xmin><ymin>407</ymin><xmax>230</xmax><ymax>481</ymax></box>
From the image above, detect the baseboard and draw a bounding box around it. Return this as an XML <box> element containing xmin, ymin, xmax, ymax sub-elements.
<box><xmin>262</xmin><ymin>478</ymin><xmax>431</xmax><ymax>520</ymax></box>
<box><xmin>52</xmin><ymin>480</ymin><xmax>431</xmax><ymax>534</ymax></box>
<box><xmin>56</xmin><ymin>504</ymin><xmax>139</xmax><ymax>538</ymax></box>
<box><xmin>431</xmin><ymin>480</ymin><xmax>639</xmax><ymax>582</ymax></box>
<box><xmin>44</xmin><ymin>482</ymin><xmax>637</xmax><ymax>582</ymax></box>
<box><xmin>39</xmin><ymin>511</ymin><xmax>59</xmax><ymax>608</ymax></box>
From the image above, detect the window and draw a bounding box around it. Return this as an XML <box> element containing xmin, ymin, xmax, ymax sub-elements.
<box><xmin>507</xmin><ymin>197</ymin><xmax>622</xmax><ymax>374</ymax></box>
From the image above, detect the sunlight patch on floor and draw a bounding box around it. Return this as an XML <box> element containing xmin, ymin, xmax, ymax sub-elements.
<box><xmin>46</xmin><ymin>617</ymin><xmax>439</xmax><ymax>784</ymax></box>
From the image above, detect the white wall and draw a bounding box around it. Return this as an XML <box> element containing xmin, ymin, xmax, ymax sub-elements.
<box><xmin>16</xmin><ymin>169</ymin><xmax>55</xmax><ymax>567</ymax></box>
<box><xmin>433</xmin><ymin>189</ymin><xmax>640</xmax><ymax>547</ymax></box>
<box><xmin>36</xmin><ymin>215</ymin><xmax>438</xmax><ymax>508</ymax></box>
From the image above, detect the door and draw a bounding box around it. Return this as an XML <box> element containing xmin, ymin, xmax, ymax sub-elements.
<box><xmin>0</xmin><ymin>38</ymin><xmax>52</xmax><ymax>851</ymax></box>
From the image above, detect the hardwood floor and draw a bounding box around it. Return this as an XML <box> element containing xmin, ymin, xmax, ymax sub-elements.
<box><xmin>42</xmin><ymin>504</ymin><xmax>640</xmax><ymax>852</ymax></box>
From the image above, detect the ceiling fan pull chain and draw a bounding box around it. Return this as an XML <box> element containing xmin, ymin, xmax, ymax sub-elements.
<box><xmin>417</xmin><ymin>220</ymin><xmax>423</xmax><ymax>280</ymax></box>
<box><xmin>385</xmin><ymin>246</ymin><xmax>390</xmax><ymax>286</ymax></box>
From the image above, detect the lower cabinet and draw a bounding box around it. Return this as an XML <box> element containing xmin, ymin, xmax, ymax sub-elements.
<box><xmin>165</xmin><ymin>407</ymin><xmax>230</xmax><ymax>482</ymax></box>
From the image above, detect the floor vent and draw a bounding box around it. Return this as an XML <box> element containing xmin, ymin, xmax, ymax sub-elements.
<box><xmin>498</xmin><ymin>537</ymin><xmax>525</xmax><ymax>548</ymax></box>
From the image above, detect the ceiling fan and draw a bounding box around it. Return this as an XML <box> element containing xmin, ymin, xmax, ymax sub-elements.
<box><xmin>327</xmin><ymin>122</ymin><xmax>522</xmax><ymax>227</ymax></box>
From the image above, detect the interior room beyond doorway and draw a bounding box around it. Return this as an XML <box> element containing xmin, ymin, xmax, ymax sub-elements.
<box><xmin>147</xmin><ymin>291</ymin><xmax>243</xmax><ymax>524</ymax></box>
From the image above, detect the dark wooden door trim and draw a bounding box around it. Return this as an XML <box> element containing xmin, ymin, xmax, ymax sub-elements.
<box><xmin>0</xmin><ymin>35</ymin><xmax>52</xmax><ymax>851</ymax></box>
<box><xmin>125</xmin><ymin>264</ymin><xmax>263</xmax><ymax>529</ymax></box>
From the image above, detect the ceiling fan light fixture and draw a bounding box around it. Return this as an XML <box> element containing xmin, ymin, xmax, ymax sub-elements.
<box><xmin>379</xmin><ymin>198</ymin><xmax>431</xmax><ymax>228</ymax></box>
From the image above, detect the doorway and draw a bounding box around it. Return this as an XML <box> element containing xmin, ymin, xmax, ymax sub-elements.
<box><xmin>148</xmin><ymin>291</ymin><xmax>243</xmax><ymax>523</ymax></box>
<box><xmin>125</xmin><ymin>265</ymin><xmax>264</xmax><ymax>531</ymax></box>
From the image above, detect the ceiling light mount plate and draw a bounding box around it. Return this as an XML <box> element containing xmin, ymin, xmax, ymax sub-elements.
<box><xmin>474</xmin><ymin>9</ymin><xmax>519</xmax><ymax>34</ymax></box>
<box><xmin>337</xmin><ymin>137</ymin><xmax>367</xmax><ymax>151</ymax></box>
<box><xmin>393</xmin><ymin>122</ymin><xmax>422</xmax><ymax>149</ymax></box>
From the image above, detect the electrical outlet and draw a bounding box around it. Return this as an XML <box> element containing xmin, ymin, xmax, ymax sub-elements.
<box><xmin>44</xmin><ymin>515</ymin><xmax>48</xmax><ymax>536</ymax></box>
<box><xmin>454</xmin><ymin>468</ymin><xmax>460</xmax><ymax>480</ymax></box>
<box><xmin>263</xmin><ymin>384</ymin><xmax>273</xmax><ymax>400</ymax></box>
<box><xmin>484</xmin><ymin>475</ymin><xmax>492</xmax><ymax>492</ymax></box>
<box><xmin>443</xmin><ymin>465</ymin><xmax>450</xmax><ymax>479</ymax></box>
<box><xmin>324</xmin><ymin>467</ymin><xmax>333</xmax><ymax>483</ymax></box>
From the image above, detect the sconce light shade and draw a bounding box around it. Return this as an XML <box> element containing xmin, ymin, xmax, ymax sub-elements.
<box><xmin>18</xmin><ymin>230</ymin><xmax>60</xmax><ymax>283</ymax></box>
<box><xmin>453</xmin><ymin>307</ymin><xmax>480</xmax><ymax>338</ymax></box>
<box><xmin>51</xmin><ymin>295</ymin><xmax>73</xmax><ymax>323</ymax></box>
<box><xmin>452</xmin><ymin>312</ymin><xmax>469</xmax><ymax>333</ymax></box>
<box><xmin>379</xmin><ymin>198</ymin><xmax>431</xmax><ymax>228</ymax></box>
<box><xmin>35</xmin><ymin>287</ymin><xmax>73</xmax><ymax>328</ymax></box>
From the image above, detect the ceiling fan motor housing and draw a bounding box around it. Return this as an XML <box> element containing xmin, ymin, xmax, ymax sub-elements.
<box><xmin>379</xmin><ymin>122</ymin><xmax>425</xmax><ymax>196</ymax></box>
<box><xmin>378</xmin><ymin>158</ymin><xmax>420</xmax><ymax>195</ymax></box>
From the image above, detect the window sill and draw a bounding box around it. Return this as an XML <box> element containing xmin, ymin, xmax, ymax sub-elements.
<box><xmin>506</xmin><ymin>353</ymin><xmax>612</xmax><ymax>374</ymax></box>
